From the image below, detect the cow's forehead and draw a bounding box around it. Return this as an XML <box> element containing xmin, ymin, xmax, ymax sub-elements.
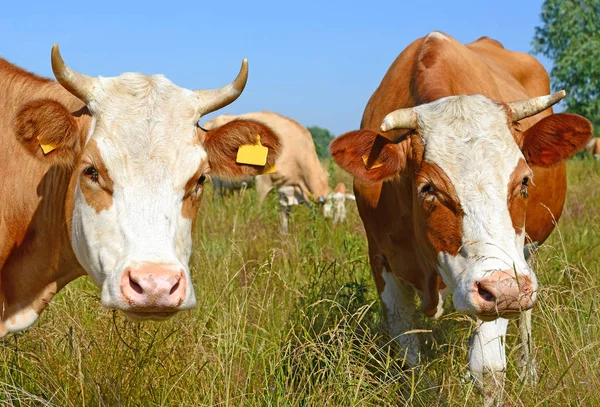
<box><xmin>90</xmin><ymin>73</ymin><xmax>199</xmax><ymax>134</ymax></box>
<box><xmin>84</xmin><ymin>73</ymin><xmax>206</xmax><ymax>183</ymax></box>
<box><xmin>417</xmin><ymin>95</ymin><xmax>524</xmax><ymax>192</ymax></box>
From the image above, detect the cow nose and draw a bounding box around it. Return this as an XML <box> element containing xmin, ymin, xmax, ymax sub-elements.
<box><xmin>120</xmin><ymin>265</ymin><xmax>186</xmax><ymax>309</ymax></box>
<box><xmin>474</xmin><ymin>270</ymin><xmax>536</xmax><ymax>315</ymax></box>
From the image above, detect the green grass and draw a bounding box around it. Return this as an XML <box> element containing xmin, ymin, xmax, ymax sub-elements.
<box><xmin>0</xmin><ymin>159</ymin><xmax>599</xmax><ymax>406</ymax></box>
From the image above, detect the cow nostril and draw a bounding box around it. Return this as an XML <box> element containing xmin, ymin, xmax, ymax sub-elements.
<box><xmin>477</xmin><ymin>282</ymin><xmax>495</xmax><ymax>302</ymax></box>
<box><xmin>129</xmin><ymin>278</ymin><xmax>143</xmax><ymax>295</ymax></box>
<box><xmin>170</xmin><ymin>281</ymin><xmax>180</xmax><ymax>295</ymax></box>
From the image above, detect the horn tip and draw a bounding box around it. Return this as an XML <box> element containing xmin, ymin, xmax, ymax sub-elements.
<box><xmin>557</xmin><ymin>89</ymin><xmax>566</xmax><ymax>98</ymax></box>
<box><xmin>380</xmin><ymin>117</ymin><xmax>392</xmax><ymax>132</ymax></box>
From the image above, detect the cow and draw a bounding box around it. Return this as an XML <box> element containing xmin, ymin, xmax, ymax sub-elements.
<box><xmin>211</xmin><ymin>176</ymin><xmax>255</xmax><ymax>198</ymax></box>
<box><xmin>323</xmin><ymin>182</ymin><xmax>356</xmax><ymax>224</ymax></box>
<box><xmin>0</xmin><ymin>45</ymin><xmax>280</xmax><ymax>336</ymax></box>
<box><xmin>329</xmin><ymin>32</ymin><xmax>592</xmax><ymax>406</ymax></box>
<box><xmin>203</xmin><ymin>111</ymin><xmax>354</xmax><ymax>232</ymax></box>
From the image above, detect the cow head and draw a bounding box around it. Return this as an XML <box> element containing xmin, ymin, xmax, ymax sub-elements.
<box><xmin>330</xmin><ymin>92</ymin><xmax>591</xmax><ymax>320</ymax></box>
<box><xmin>14</xmin><ymin>45</ymin><xmax>280</xmax><ymax>321</ymax></box>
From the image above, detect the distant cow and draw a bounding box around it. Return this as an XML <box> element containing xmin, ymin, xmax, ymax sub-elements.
<box><xmin>330</xmin><ymin>32</ymin><xmax>591</xmax><ymax>406</ymax></box>
<box><xmin>203</xmin><ymin>111</ymin><xmax>354</xmax><ymax>232</ymax></box>
<box><xmin>0</xmin><ymin>46</ymin><xmax>280</xmax><ymax>335</ymax></box>
<box><xmin>211</xmin><ymin>176</ymin><xmax>255</xmax><ymax>197</ymax></box>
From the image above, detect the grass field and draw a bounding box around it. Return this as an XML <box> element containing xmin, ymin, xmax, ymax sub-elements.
<box><xmin>0</xmin><ymin>158</ymin><xmax>599</xmax><ymax>406</ymax></box>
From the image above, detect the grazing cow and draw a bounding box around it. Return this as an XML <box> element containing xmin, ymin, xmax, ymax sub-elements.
<box><xmin>211</xmin><ymin>176</ymin><xmax>255</xmax><ymax>197</ymax></box>
<box><xmin>584</xmin><ymin>137</ymin><xmax>600</xmax><ymax>159</ymax></box>
<box><xmin>330</xmin><ymin>32</ymin><xmax>591</xmax><ymax>406</ymax></box>
<box><xmin>203</xmin><ymin>111</ymin><xmax>354</xmax><ymax>232</ymax></box>
<box><xmin>323</xmin><ymin>183</ymin><xmax>356</xmax><ymax>224</ymax></box>
<box><xmin>0</xmin><ymin>46</ymin><xmax>280</xmax><ymax>336</ymax></box>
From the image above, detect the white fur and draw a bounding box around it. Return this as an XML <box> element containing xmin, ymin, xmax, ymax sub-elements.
<box><xmin>71</xmin><ymin>73</ymin><xmax>206</xmax><ymax>311</ymax></box>
<box><xmin>380</xmin><ymin>268</ymin><xmax>419</xmax><ymax>366</ymax></box>
<box><xmin>468</xmin><ymin>318</ymin><xmax>508</xmax><ymax>406</ymax></box>
<box><xmin>416</xmin><ymin>95</ymin><xmax>537</xmax><ymax>314</ymax></box>
<box><xmin>4</xmin><ymin>308</ymin><xmax>39</xmax><ymax>334</ymax></box>
<box><xmin>323</xmin><ymin>192</ymin><xmax>354</xmax><ymax>223</ymax></box>
<box><xmin>425</xmin><ymin>31</ymin><xmax>449</xmax><ymax>41</ymax></box>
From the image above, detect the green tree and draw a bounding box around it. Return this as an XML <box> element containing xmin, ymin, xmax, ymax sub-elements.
<box><xmin>532</xmin><ymin>0</ymin><xmax>600</xmax><ymax>133</ymax></box>
<box><xmin>307</xmin><ymin>126</ymin><xmax>335</xmax><ymax>158</ymax></box>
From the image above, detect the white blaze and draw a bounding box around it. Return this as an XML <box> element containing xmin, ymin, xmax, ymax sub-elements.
<box><xmin>416</xmin><ymin>95</ymin><xmax>535</xmax><ymax>313</ymax></box>
<box><xmin>71</xmin><ymin>73</ymin><xmax>207</xmax><ymax>311</ymax></box>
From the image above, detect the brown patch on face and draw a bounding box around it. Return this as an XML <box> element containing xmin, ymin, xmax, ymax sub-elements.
<box><xmin>181</xmin><ymin>166</ymin><xmax>205</xmax><ymax>220</ymax></box>
<box><xmin>413</xmin><ymin>160</ymin><xmax>464</xmax><ymax>257</ymax></box>
<box><xmin>507</xmin><ymin>158</ymin><xmax>531</xmax><ymax>235</ymax></box>
<box><xmin>79</xmin><ymin>139</ymin><xmax>114</xmax><ymax>213</ymax></box>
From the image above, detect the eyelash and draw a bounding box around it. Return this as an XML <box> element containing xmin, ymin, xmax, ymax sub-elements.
<box><xmin>195</xmin><ymin>174</ymin><xmax>206</xmax><ymax>192</ymax></box>
<box><xmin>521</xmin><ymin>177</ymin><xmax>529</xmax><ymax>198</ymax></box>
<box><xmin>84</xmin><ymin>166</ymin><xmax>99</xmax><ymax>183</ymax></box>
<box><xmin>419</xmin><ymin>183</ymin><xmax>435</xmax><ymax>199</ymax></box>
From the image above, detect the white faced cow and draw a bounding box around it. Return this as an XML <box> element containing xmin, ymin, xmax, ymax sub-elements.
<box><xmin>330</xmin><ymin>32</ymin><xmax>592</xmax><ymax>406</ymax></box>
<box><xmin>0</xmin><ymin>46</ymin><xmax>280</xmax><ymax>334</ymax></box>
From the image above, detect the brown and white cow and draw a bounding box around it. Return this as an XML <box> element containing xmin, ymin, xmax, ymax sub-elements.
<box><xmin>203</xmin><ymin>111</ymin><xmax>354</xmax><ymax>232</ymax></box>
<box><xmin>330</xmin><ymin>32</ymin><xmax>592</xmax><ymax>405</ymax></box>
<box><xmin>0</xmin><ymin>46</ymin><xmax>280</xmax><ymax>335</ymax></box>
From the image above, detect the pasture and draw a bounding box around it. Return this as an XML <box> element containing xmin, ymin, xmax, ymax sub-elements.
<box><xmin>0</xmin><ymin>158</ymin><xmax>599</xmax><ymax>406</ymax></box>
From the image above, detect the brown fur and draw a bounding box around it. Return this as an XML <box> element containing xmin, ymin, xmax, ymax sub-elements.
<box><xmin>78</xmin><ymin>139</ymin><xmax>114</xmax><ymax>213</ymax></box>
<box><xmin>522</xmin><ymin>113</ymin><xmax>592</xmax><ymax>167</ymax></box>
<box><xmin>201</xmin><ymin>119</ymin><xmax>281</xmax><ymax>179</ymax></box>
<box><xmin>507</xmin><ymin>159</ymin><xmax>531</xmax><ymax>235</ymax></box>
<box><xmin>0</xmin><ymin>56</ymin><xmax>89</xmax><ymax>334</ymax></box>
<box><xmin>13</xmin><ymin>100</ymin><xmax>82</xmax><ymax>167</ymax></box>
<box><xmin>329</xmin><ymin>130</ymin><xmax>406</xmax><ymax>183</ymax></box>
<box><xmin>181</xmin><ymin>166</ymin><xmax>205</xmax><ymax>221</ymax></box>
<box><xmin>415</xmin><ymin>161</ymin><xmax>464</xmax><ymax>257</ymax></box>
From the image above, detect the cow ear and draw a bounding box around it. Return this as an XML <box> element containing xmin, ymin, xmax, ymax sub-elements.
<box><xmin>14</xmin><ymin>99</ymin><xmax>82</xmax><ymax>167</ymax></box>
<box><xmin>521</xmin><ymin>113</ymin><xmax>593</xmax><ymax>167</ymax></box>
<box><xmin>329</xmin><ymin>130</ymin><xmax>405</xmax><ymax>182</ymax></box>
<box><xmin>202</xmin><ymin>119</ymin><xmax>281</xmax><ymax>179</ymax></box>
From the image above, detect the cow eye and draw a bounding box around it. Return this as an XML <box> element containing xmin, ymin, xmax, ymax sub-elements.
<box><xmin>419</xmin><ymin>183</ymin><xmax>435</xmax><ymax>199</ymax></box>
<box><xmin>521</xmin><ymin>177</ymin><xmax>529</xmax><ymax>198</ymax></box>
<box><xmin>195</xmin><ymin>174</ymin><xmax>206</xmax><ymax>192</ymax></box>
<box><xmin>84</xmin><ymin>166</ymin><xmax>99</xmax><ymax>183</ymax></box>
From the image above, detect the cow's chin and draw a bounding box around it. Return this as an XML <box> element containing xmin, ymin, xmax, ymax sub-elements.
<box><xmin>475</xmin><ymin>310</ymin><xmax>523</xmax><ymax>322</ymax></box>
<box><xmin>121</xmin><ymin>310</ymin><xmax>179</xmax><ymax>322</ymax></box>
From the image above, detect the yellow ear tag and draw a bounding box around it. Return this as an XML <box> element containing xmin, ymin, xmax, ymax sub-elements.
<box><xmin>362</xmin><ymin>155</ymin><xmax>383</xmax><ymax>170</ymax></box>
<box><xmin>236</xmin><ymin>134</ymin><xmax>269</xmax><ymax>166</ymax></box>
<box><xmin>37</xmin><ymin>136</ymin><xmax>57</xmax><ymax>155</ymax></box>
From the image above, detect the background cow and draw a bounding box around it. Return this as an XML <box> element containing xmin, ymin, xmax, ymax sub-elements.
<box><xmin>330</xmin><ymin>32</ymin><xmax>591</xmax><ymax>406</ymax></box>
<box><xmin>203</xmin><ymin>111</ymin><xmax>354</xmax><ymax>232</ymax></box>
<box><xmin>0</xmin><ymin>45</ymin><xmax>280</xmax><ymax>335</ymax></box>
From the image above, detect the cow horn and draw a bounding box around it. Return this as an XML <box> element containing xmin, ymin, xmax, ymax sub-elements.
<box><xmin>508</xmin><ymin>90</ymin><xmax>566</xmax><ymax>121</ymax></box>
<box><xmin>195</xmin><ymin>59</ymin><xmax>248</xmax><ymax>116</ymax></box>
<box><xmin>380</xmin><ymin>107</ymin><xmax>418</xmax><ymax>132</ymax></box>
<box><xmin>51</xmin><ymin>44</ymin><xmax>98</xmax><ymax>104</ymax></box>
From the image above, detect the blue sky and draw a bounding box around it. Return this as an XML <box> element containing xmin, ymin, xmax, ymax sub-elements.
<box><xmin>1</xmin><ymin>0</ymin><xmax>550</xmax><ymax>135</ymax></box>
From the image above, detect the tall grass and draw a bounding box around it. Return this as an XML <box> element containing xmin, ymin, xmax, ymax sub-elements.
<box><xmin>0</xmin><ymin>159</ymin><xmax>598</xmax><ymax>406</ymax></box>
